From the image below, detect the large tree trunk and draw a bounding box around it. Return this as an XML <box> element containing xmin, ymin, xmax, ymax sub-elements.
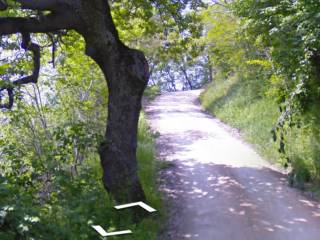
<box><xmin>97</xmin><ymin>47</ymin><xmax>149</xmax><ymax>203</ymax></box>
<box><xmin>76</xmin><ymin>0</ymin><xmax>149</xmax><ymax>203</ymax></box>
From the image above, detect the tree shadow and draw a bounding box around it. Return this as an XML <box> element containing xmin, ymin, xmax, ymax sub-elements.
<box><xmin>146</xmin><ymin>90</ymin><xmax>320</xmax><ymax>240</ymax></box>
<box><xmin>158</xmin><ymin>161</ymin><xmax>320</xmax><ymax>240</ymax></box>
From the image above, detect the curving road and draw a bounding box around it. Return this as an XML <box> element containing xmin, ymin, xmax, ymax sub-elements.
<box><xmin>145</xmin><ymin>90</ymin><xmax>320</xmax><ymax>240</ymax></box>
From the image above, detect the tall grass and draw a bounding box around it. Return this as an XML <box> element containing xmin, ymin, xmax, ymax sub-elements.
<box><xmin>132</xmin><ymin>113</ymin><xmax>164</xmax><ymax>240</ymax></box>
<box><xmin>200</xmin><ymin>75</ymin><xmax>280</xmax><ymax>161</ymax></box>
<box><xmin>200</xmin><ymin>74</ymin><xmax>320</xmax><ymax>190</ymax></box>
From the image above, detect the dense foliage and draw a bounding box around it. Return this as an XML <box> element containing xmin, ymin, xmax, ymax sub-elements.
<box><xmin>201</xmin><ymin>1</ymin><xmax>320</xmax><ymax>189</ymax></box>
<box><xmin>112</xmin><ymin>0</ymin><xmax>210</xmax><ymax>90</ymax></box>
<box><xmin>0</xmin><ymin>31</ymin><xmax>163</xmax><ymax>239</ymax></box>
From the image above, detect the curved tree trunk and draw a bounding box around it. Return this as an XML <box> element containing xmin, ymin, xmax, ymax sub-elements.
<box><xmin>79</xmin><ymin>1</ymin><xmax>149</xmax><ymax>204</ymax></box>
<box><xmin>97</xmin><ymin>47</ymin><xmax>149</xmax><ymax>203</ymax></box>
<box><xmin>78</xmin><ymin>1</ymin><xmax>149</xmax><ymax>203</ymax></box>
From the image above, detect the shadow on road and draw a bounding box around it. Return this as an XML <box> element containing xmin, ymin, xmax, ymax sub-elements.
<box><xmin>158</xmin><ymin>161</ymin><xmax>320</xmax><ymax>240</ymax></box>
<box><xmin>145</xmin><ymin>90</ymin><xmax>320</xmax><ymax>240</ymax></box>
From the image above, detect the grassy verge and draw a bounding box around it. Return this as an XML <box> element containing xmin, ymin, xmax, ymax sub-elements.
<box><xmin>143</xmin><ymin>85</ymin><xmax>161</xmax><ymax>101</ymax></box>
<box><xmin>200</xmin><ymin>74</ymin><xmax>320</xmax><ymax>193</ymax></box>
<box><xmin>200</xmin><ymin>75</ymin><xmax>281</xmax><ymax>162</ymax></box>
<box><xmin>133</xmin><ymin>113</ymin><xmax>164</xmax><ymax>239</ymax></box>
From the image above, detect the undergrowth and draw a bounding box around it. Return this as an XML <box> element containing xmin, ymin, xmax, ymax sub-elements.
<box><xmin>0</xmin><ymin>115</ymin><xmax>163</xmax><ymax>240</ymax></box>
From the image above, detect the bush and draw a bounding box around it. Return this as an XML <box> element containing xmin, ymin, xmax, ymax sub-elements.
<box><xmin>0</xmin><ymin>116</ymin><xmax>162</xmax><ymax>240</ymax></box>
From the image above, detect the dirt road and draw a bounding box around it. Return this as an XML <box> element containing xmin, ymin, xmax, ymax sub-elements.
<box><xmin>145</xmin><ymin>90</ymin><xmax>320</xmax><ymax>240</ymax></box>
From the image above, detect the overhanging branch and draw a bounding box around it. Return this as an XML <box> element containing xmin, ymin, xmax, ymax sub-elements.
<box><xmin>0</xmin><ymin>0</ymin><xmax>78</xmax><ymax>109</ymax></box>
<box><xmin>0</xmin><ymin>32</ymin><xmax>40</xmax><ymax>109</ymax></box>
<box><xmin>0</xmin><ymin>13</ymin><xmax>76</xmax><ymax>35</ymax></box>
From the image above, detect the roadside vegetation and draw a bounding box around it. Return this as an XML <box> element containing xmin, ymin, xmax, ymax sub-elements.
<box><xmin>143</xmin><ymin>85</ymin><xmax>161</xmax><ymax>102</ymax></box>
<box><xmin>0</xmin><ymin>34</ymin><xmax>162</xmax><ymax>239</ymax></box>
<box><xmin>200</xmin><ymin>1</ymin><xmax>320</xmax><ymax>193</ymax></box>
<box><xmin>0</xmin><ymin>93</ymin><xmax>162</xmax><ymax>239</ymax></box>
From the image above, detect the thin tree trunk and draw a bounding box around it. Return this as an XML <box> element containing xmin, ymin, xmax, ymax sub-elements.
<box><xmin>207</xmin><ymin>55</ymin><xmax>213</xmax><ymax>83</ymax></box>
<box><xmin>180</xmin><ymin>65</ymin><xmax>194</xmax><ymax>90</ymax></box>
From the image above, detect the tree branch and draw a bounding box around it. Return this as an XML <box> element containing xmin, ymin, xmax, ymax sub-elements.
<box><xmin>0</xmin><ymin>1</ymin><xmax>78</xmax><ymax>109</ymax></box>
<box><xmin>0</xmin><ymin>13</ymin><xmax>76</xmax><ymax>35</ymax></box>
<box><xmin>0</xmin><ymin>32</ymin><xmax>40</xmax><ymax>109</ymax></box>
<box><xmin>0</xmin><ymin>88</ymin><xmax>13</xmax><ymax>108</ymax></box>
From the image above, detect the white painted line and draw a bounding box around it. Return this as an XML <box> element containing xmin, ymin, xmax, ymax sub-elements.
<box><xmin>92</xmin><ymin>225</ymin><xmax>132</xmax><ymax>237</ymax></box>
<box><xmin>115</xmin><ymin>201</ymin><xmax>157</xmax><ymax>213</ymax></box>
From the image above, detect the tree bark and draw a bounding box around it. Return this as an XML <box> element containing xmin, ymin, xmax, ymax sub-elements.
<box><xmin>98</xmin><ymin>75</ymin><xmax>147</xmax><ymax>203</ymax></box>
<box><xmin>95</xmin><ymin>47</ymin><xmax>149</xmax><ymax>203</ymax></box>
<box><xmin>76</xmin><ymin>0</ymin><xmax>149</xmax><ymax>203</ymax></box>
